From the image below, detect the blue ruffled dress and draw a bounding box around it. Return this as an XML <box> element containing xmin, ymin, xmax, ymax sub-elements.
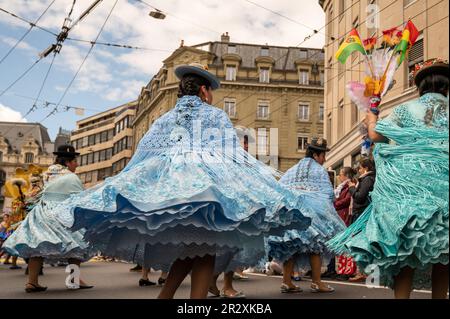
<box><xmin>267</xmin><ymin>157</ymin><xmax>346</xmax><ymax>271</ymax></box>
<box><xmin>4</xmin><ymin>166</ymin><xmax>93</xmax><ymax>262</ymax></box>
<box><xmin>55</xmin><ymin>96</ymin><xmax>311</xmax><ymax>272</ymax></box>
<box><xmin>327</xmin><ymin>93</ymin><xmax>449</xmax><ymax>289</ymax></box>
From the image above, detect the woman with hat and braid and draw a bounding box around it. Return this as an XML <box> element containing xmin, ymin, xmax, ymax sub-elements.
<box><xmin>4</xmin><ymin>145</ymin><xmax>94</xmax><ymax>292</ymax></box>
<box><xmin>267</xmin><ymin>137</ymin><xmax>346</xmax><ymax>293</ymax></box>
<box><xmin>328</xmin><ymin>59</ymin><xmax>449</xmax><ymax>299</ymax></box>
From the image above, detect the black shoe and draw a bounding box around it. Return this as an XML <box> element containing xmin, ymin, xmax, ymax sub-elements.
<box><xmin>158</xmin><ymin>277</ymin><xmax>166</xmax><ymax>285</ymax></box>
<box><xmin>25</xmin><ymin>283</ymin><xmax>47</xmax><ymax>293</ymax></box>
<box><xmin>139</xmin><ymin>279</ymin><xmax>156</xmax><ymax>287</ymax></box>
<box><xmin>335</xmin><ymin>274</ymin><xmax>350</xmax><ymax>281</ymax></box>
<box><xmin>10</xmin><ymin>265</ymin><xmax>22</xmax><ymax>270</ymax></box>
<box><xmin>130</xmin><ymin>265</ymin><xmax>143</xmax><ymax>272</ymax></box>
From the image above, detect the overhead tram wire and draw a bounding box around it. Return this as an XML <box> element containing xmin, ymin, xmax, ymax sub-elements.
<box><xmin>0</xmin><ymin>0</ymin><xmax>56</xmax><ymax>66</ymax></box>
<box><xmin>0</xmin><ymin>7</ymin><xmax>58</xmax><ymax>37</ymax></box>
<box><xmin>243</xmin><ymin>0</ymin><xmax>326</xmax><ymax>37</ymax></box>
<box><xmin>41</xmin><ymin>0</ymin><xmax>119</xmax><ymax>123</ymax></box>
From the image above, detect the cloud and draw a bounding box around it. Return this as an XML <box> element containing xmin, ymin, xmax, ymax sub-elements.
<box><xmin>0</xmin><ymin>36</ymin><xmax>37</xmax><ymax>53</ymax></box>
<box><xmin>0</xmin><ymin>104</ymin><xmax>28</xmax><ymax>122</ymax></box>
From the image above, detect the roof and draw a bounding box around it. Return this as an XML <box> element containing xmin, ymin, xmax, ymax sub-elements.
<box><xmin>192</xmin><ymin>41</ymin><xmax>324</xmax><ymax>71</ymax></box>
<box><xmin>0</xmin><ymin>122</ymin><xmax>52</xmax><ymax>154</ymax></box>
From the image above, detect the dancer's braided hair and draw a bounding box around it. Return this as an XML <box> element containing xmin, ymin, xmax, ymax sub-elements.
<box><xmin>178</xmin><ymin>74</ymin><xmax>212</xmax><ymax>98</ymax></box>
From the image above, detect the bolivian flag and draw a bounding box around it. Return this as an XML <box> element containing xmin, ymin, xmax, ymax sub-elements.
<box><xmin>395</xmin><ymin>20</ymin><xmax>419</xmax><ymax>65</ymax></box>
<box><xmin>336</xmin><ymin>29</ymin><xmax>366</xmax><ymax>64</ymax></box>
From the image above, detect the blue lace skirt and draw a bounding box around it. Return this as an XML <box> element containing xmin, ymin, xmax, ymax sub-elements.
<box><xmin>55</xmin><ymin>151</ymin><xmax>311</xmax><ymax>272</ymax></box>
<box><xmin>267</xmin><ymin>191</ymin><xmax>346</xmax><ymax>271</ymax></box>
<box><xmin>3</xmin><ymin>201</ymin><xmax>93</xmax><ymax>262</ymax></box>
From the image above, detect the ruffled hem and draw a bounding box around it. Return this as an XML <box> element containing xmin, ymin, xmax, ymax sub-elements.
<box><xmin>328</xmin><ymin>205</ymin><xmax>449</xmax><ymax>289</ymax></box>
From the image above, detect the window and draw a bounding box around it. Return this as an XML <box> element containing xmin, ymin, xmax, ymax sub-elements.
<box><xmin>298</xmin><ymin>103</ymin><xmax>310</xmax><ymax>121</ymax></box>
<box><xmin>108</xmin><ymin>129</ymin><xmax>114</xmax><ymax>140</ymax></box>
<box><xmin>85</xmin><ymin>171</ymin><xmax>92</xmax><ymax>183</ymax></box>
<box><xmin>257</xmin><ymin>101</ymin><xmax>270</xmax><ymax>119</ymax></box>
<box><xmin>124</xmin><ymin>117</ymin><xmax>128</xmax><ymax>129</ymax></box>
<box><xmin>106</xmin><ymin>148</ymin><xmax>112</xmax><ymax>160</ymax></box>
<box><xmin>257</xmin><ymin>129</ymin><xmax>268</xmax><ymax>155</ymax></box>
<box><xmin>299</xmin><ymin>69</ymin><xmax>309</xmax><ymax>85</ymax></box>
<box><xmin>100</xmin><ymin>131</ymin><xmax>108</xmax><ymax>143</ymax></box>
<box><xmin>259</xmin><ymin>67</ymin><xmax>270</xmax><ymax>83</ymax></box>
<box><xmin>226</xmin><ymin>66</ymin><xmax>236</xmax><ymax>81</ymax></box>
<box><xmin>115</xmin><ymin>123</ymin><xmax>120</xmax><ymax>135</ymax></box>
<box><xmin>79</xmin><ymin>173</ymin><xmax>85</xmax><ymax>184</ymax></box>
<box><xmin>81</xmin><ymin>155</ymin><xmax>87</xmax><ymax>166</ymax></box>
<box><xmin>351</xmin><ymin>102</ymin><xmax>359</xmax><ymax>125</ymax></box>
<box><xmin>24</xmin><ymin>152</ymin><xmax>34</xmax><ymax>164</ymax></box>
<box><xmin>227</xmin><ymin>45</ymin><xmax>237</xmax><ymax>54</ymax></box>
<box><xmin>99</xmin><ymin>150</ymin><xmax>106</xmax><ymax>162</ymax></box>
<box><xmin>338</xmin><ymin>99</ymin><xmax>344</xmax><ymax>138</ymax></box>
<box><xmin>327</xmin><ymin>113</ymin><xmax>332</xmax><ymax>143</ymax></box>
<box><xmin>81</xmin><ymin>136</ymin><xmax>88</xmax><ymax>148</ymax></box>
<box><xmin>320</xmin><ymin>71</ymin><xmax>325</xmax><ymax>86</ymax></box>
<box><xmin>88</xmin><ymin>135</ymin><xmax>95</xmax><ymax>146</ymax></box>
<box><xmin>97</xmin><ymin>167</ymin><xmax>112</xmax><ymax>181</ymax></box>
<box><xmin>297</xmin><ymin>135</ymin><xmax>308</xmax><ymax>151</ymax></box>
<box><xmin>408</xmin><ymin>35</ymin><xmax>424</xmax><ymax>87</ymax></box>
<box><xmin>127</xmin><ymin>136</ymin><xmax>133</xmax><ymax>149</ymax></box>
<box><xmin>319</xmin><ymin>103</ymin><xmax>324</xmax><ymax>122</ymax></box>
<box><xmin>261</xmin><ymin>47</ymin><xmax>269</xmax><ymax>56</ymax></box>
<box><xmin>224</xmin><ymin>99</ymin><xmax>236</xmax><ymax>118</ymax></box>
<box><xmin>93</xmin><ymin>151</ymin><xmax>99</xmax><ymax>163</ymax></box>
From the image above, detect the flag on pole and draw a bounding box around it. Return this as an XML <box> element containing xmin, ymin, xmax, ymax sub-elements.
<box><xmin>335</xmin><ymin>29</ymin><xmax>366</xmax><ymax>64</ymax></box>
<box><xmin>363</xmin><ymin>37</ymin><xmax>377</xmax><ymax>52</ymax></box>
<box><xmin>395</xmin><ymin>20</ymin><xmax>419</xmax><ymax>65</ymax></box>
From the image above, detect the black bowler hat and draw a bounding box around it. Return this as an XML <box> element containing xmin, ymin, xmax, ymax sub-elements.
<box><xmin>307</xmin><ymin>137</ymin><xmax>330</xmax><ymax>152</ymax></box>
<box><xmin>53</xmin><ymin>144</ymin><xmax>80</xmax><ymax>157</ymax></box>
<box><xmin>413</xmin><ymin>58</ymin><xmax>449</xmax><ymax>87</ymax></box>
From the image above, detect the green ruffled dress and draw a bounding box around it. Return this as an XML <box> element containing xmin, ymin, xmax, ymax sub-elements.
<box><xmin>327</xmin><ymin>93</ymin><xmax>449</xmax><ymax>289</ymax></box>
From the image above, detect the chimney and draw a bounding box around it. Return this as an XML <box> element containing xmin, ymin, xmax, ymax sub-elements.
<box><xmin>221</xmin><ymin>32</ymin><xmax>230</xmax><ymax>43</ymax></box>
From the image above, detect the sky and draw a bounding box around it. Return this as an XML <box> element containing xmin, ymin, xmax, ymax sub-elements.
<box><xmin>0</xmin><ymin>0</ymin><xmax>325</xmax><ymax>140</ymax></box>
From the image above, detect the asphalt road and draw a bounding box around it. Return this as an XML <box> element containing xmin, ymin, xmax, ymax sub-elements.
<box><xmin>0</xmin><ymin>260</ymin><xmax>436</xmax><ymax>299</ymax></box>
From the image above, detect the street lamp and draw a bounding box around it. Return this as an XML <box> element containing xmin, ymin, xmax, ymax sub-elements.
<box><xmin>149</xmin><ymin>9</ymin><xmax>166</xmax><ymax>19</ymax></box>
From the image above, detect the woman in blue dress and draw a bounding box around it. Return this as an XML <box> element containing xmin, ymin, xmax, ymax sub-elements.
<box><xmin>4</xmin><ymin>145</ymin><xmax>93</xmax><ymax>292</ymax></box>
<box><xmin>327</xmin><ymin>59</ymin><xmax>449</xmax><ymax>299</ymax></box>
<box><xmin>267</xmin><ymin>138</ymin><xmax>346</xmax><ymax>293</ymax></box>
<box><xmin>54</xmin><ymin>63</ymin><xmax>311</xmax><ymax>299</ymax></box>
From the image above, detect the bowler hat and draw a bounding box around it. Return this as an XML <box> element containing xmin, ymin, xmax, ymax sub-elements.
<box><xmin>53</xmin><ymin>144</ymin><xmax>80</xmax><ymax>157</ymax></box>
<box><xmin>175</xmin><ymin>63</ymin><xmax>221</xmax><ymax>90</ymax></box>
<box><xmin>307</xmin><ymin>137</ymin><xmax>330</xmax><ymax>152</ymax></box>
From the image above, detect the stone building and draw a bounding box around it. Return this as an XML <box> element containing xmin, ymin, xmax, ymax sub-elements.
<box><xmin>0</xmin><ymin>122</ymin><xmax>55</xmax><ymax>211</ymax></box>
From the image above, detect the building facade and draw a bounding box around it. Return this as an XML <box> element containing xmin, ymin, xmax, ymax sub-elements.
<box><xmin>320</xmin><ymin>0</ymin><xmax>449</xmax><ymax>173</ymax></box>
<box><xmin>0</xmin><ymin>122</ymin><xmax>55</xmax><ymax>211</ymax></box>
<box><xmin>70</xmin><ymin>101</ymin><xmax>136</xmax><ymax>188</ymax></box>
<box><xmin>133</xmin><ymin>34</ymin><xmax>325</xmax><ymax>171</ymax></box>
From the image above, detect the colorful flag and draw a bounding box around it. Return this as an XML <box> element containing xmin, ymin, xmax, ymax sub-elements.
<box><xmin>335</xmin><ymin>29</ymin><xmax>366</xmax><ymax>64</ymax></box>
<box><xmin>382</xmin><ymin>27</ymin><xmax>399</xmax><ymax>47</ymax></box>
<box><xmin>395</xmin><ymin>20</ymin><xmax>420</xmax><ymax>65</ymax></box>
<box><xmin>363</xmin><ymin>37</ymin><xmax>377</xmax><ymax>52</ymax></box>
